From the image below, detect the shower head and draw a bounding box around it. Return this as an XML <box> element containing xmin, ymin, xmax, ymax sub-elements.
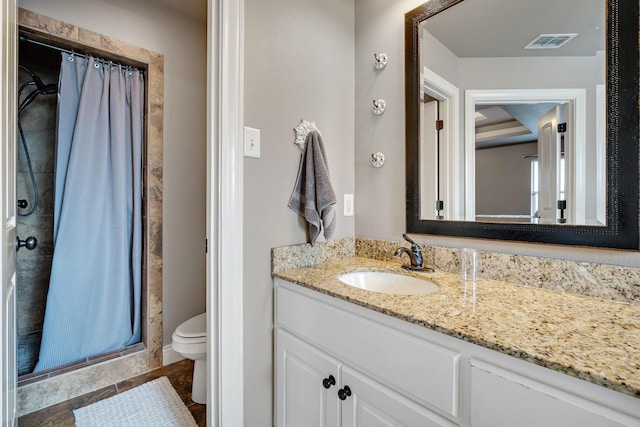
<box><xmin>19</xmin><ymin>65</ymin><xmax>53</xmax><ymax>94</ymax></box>
<box><xmin>42</xmin><ymin>83</ymin><xmax>57</xmax><ymax>95</ymax></box>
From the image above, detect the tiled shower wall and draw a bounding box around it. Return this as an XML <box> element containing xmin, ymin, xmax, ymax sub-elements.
<box><xmin>16</xmin><ymin>51</ymin><xmax>60</xmax><ymax>375</ymax></box>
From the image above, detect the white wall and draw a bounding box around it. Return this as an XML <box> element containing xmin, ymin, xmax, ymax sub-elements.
<box><xmin>19</xmin><ymin>0</ymin><xmax>208</xmax><ymax>344</ymax></box>
<box><xmin>354</xmin><ymin>0</ymin><xmax>640</xmax><ymax>267</ymax></box>
<box><xmin>355</xmin><ymin>0</ymin><xmax>426</xmax><ymax>240</ymax></box>
<box><xmin>420</xmin><ymin>28</ymin><xmax>460</xmax><ymax>87</ymax></box>
<box><xmin>244</xmin><ymin>0</ymin><xmax>356</xmax><ymax>424</ymax></box>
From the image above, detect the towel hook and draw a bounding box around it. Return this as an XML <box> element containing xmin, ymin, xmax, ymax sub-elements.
<box><xmin>371</xmin><ymin>152</ymin><xmax>385</xmax><ymax>168</ymax></box>
<box><xmin>372</xmin><ymin>99</ymin><xmax>386</xmax><ymax>115</ymax></box>
<box><xmin>294</xmin><ymin>119</ymin><xmax>321</xmax><ymax>150</ymax></box>
<box><xmin>373</xmin><ymin>53</ymin><xmax>388</xmax><ymax>70</ymax></box>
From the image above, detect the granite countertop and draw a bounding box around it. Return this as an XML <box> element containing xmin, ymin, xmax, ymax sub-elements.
<box><xmin>273</xmin><ymin>256</ymin><xmax>640</xmax><ymax>398</ymax></box>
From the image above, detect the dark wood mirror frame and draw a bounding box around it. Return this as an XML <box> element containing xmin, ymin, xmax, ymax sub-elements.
<box><xmin>405</xmin><ymin>0</ymin><xmax>639</xmax><ymax>249</ymax></box>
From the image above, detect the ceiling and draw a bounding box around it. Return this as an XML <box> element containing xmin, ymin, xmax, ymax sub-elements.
<box><xmin>422</xmin><ymin>0</ymin><xmax>603</xmax><ymax>149</ymax></box>
<box><xmin>475</xmin><ymin>103</ymin><xmax>563</xmax><ymax>149</ymax></box>
<box><xmin>424</xmin><ymin>0</ymin><xmax>605</xmax><ymax>58</ymax></box>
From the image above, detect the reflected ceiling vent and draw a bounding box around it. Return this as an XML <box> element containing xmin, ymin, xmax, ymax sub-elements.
<box><xmin>524</xmin><ymin>33</ymin><xmax>578</xmax><ymax>49</ymax></box>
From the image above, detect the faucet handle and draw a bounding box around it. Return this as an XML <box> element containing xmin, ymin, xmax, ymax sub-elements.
<box><xmin>402</xmin><ymin>233</ymin><xmax>416</xmax><ymax>245</ymax></box>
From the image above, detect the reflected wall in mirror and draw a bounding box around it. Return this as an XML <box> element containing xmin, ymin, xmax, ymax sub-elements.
<box><xmin>405</xmin><ymin>0</ymin><xmax>639</xmax><ymax>248</ymax></box>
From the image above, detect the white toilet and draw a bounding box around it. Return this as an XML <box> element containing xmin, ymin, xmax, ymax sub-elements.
<box><xmin>172</xmin><ymin>312</ymin><xmax>207</xmax><ymax>404</ymax></box>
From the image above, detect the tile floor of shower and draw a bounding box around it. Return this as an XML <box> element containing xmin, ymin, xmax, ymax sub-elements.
<box><xmin>17</xmin><ymin>359</ymin><xmax>205</xmax><ymax>426</ymax></box>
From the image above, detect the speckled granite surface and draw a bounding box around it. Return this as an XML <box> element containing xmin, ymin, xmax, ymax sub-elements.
<box><xmin>273</xmin><ymin>256</ymin><xmax>640</xmax><ymax>399</ymax></box>
<box><xmin>272</xmin><ymin>238</ymin><xmax>355</xmax><ymax>272</ymax></box>
<box><xmin>356</xmin><ymin>238</ymin><xmax>640</xmax><ymax>304</ymax></box>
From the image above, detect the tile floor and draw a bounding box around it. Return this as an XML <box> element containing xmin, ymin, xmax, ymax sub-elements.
<box><xmin>18</xmin><ymin>359</ymin><xmax>205</xmax><ymax>426</ymax></box>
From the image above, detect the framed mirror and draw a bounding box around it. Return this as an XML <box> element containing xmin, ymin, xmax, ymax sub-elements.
<box><xmin>405</xmin><ymin>0</ymin><xmax>639</xmax><ymax>249</ymax></box>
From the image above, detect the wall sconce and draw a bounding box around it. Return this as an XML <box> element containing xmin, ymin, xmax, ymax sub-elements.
<box><xmin>373</xmin><ymin>53</ymin><xmax>388</xmax><ymax>70</ymax></box>
<box><xmin>372</xmin><ymin>99</ymin><xmax>386</xmax><ymax>115</ymax></box>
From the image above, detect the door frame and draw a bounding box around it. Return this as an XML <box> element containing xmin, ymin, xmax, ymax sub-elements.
<box><xmin>207</xmin><ymin>0</ymin><xmax>245</xmax><ymax>425</ymax></box>
<box><xmin>1</xmin><ymin>0</ymin><xmax>18</xmax><ymax>424</ymax></box>
<box><xmin>1</xmin><ymin>1</ymin><xmax>245</xmax><ymax>424</ymax></box>
<box><xmin>464</xmin><ymin>88</ymin><xmax>586</xmax><ymax>222</ymax></box>
<box><xmin>422</xmin><ymin>67</ymin><xmax>461</xmax><ymax>220</ymax></box>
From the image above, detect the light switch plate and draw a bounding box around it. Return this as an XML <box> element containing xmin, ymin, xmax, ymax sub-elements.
<box><xmin>244</xmin><ymin>126</ymin><xmax>261</xmax><ymax>158</ymax></box>
<box><xmin>344</xmin><ymin>194</ymin><xmax>354</xmax><ymax>216</ymax></box>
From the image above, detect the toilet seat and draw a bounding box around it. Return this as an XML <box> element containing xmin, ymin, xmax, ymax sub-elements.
<box><xmin>174</xmin><ymin>313</ymin><xmax>206</xmax><ymax>340</ymax></box>
<box><xmin>172</xmin><ymin>313</ymin><xmax>207</xmax><ymax>355</ymax></box>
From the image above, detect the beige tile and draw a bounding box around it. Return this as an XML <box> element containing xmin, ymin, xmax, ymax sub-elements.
<box><xmin>99</xmin><ymin>35</ymin><xmax>150</xmax><ymax>63</ymax></box>
<box><xmin>147</xmin><ymin>217</ymin><xmax>163</xmax><ymax>268</ymax></box>
<box><xmin>19</xmin><ymin>9</ymin><xmax>78</xmax><ymax>39</ymax></box>
<box><xmin>77</xmin><ymin>27</ymin><xmax>101</xmax><ymax>47</ymax></box>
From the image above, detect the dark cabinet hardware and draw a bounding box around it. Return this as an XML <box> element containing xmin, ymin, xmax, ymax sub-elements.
<box><xmin>322</xmin><ymin>375</ymin><xmax>336</xmax><ymax>389</ymax></box>
<box><xmin>338</xmin><ymin>385</ymin><xmax>352</xmax><ymax>401</ymax></box>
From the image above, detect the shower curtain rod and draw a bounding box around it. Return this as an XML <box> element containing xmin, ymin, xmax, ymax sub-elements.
<box><xmin>19</xmin><ymin>35</ymin><xmax>144</xmax><ymax>74</ymax></box>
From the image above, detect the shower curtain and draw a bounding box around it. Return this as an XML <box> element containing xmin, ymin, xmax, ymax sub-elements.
<box><xmin>34</xmin><ymin>54</ymin><xmax>144</xmax><ymax>371</ymax></box>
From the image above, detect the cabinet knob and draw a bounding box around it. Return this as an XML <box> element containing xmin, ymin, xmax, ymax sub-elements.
<box><xmin>322</xmin><ymin>375</ymin><xmax>336</xmax><ymax>389</ymax></box>
<box><xmin>338</xmin><ymin>385</ymin><xmax>352</xmax><ymax>400</ymax></box>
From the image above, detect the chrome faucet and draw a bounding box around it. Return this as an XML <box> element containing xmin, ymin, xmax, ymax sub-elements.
<box><xmin>394</xmin><ymin>234</ymin><xmax>434</xmax><ymax>272</ymax></box>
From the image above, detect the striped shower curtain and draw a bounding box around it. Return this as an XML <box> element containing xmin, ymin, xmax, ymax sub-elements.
<box><xmin>34</xmin><ymin>53</ymin><xmax>144</xmax><ymax>371</ymax></box>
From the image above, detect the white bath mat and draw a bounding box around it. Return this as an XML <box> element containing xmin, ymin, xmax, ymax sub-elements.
<box><xmin>73</xmin><ymin>376</ymin><xmax>198</xmax><ymax>427</ymax></box>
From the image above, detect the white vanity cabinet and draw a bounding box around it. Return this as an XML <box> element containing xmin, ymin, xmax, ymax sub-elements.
<box><xmin>340</xmin><ymin>365</ymin><xmax>457</xmax><ymax>427</ymax></box>
<box><xmin>275</xmin><ymin>279</ymin><xmax>460</xmax><ymax>426</ymax></box>
<box><xmin>274</xmin><ymin>278</ymin><xmax>640</xmax><ymax>427</ymax></box>
<box><xmin>275</xmin><ymin>328</ymin><xmax>341</xmax><ymax>427</ymax></box>
<box><xmin>469</xmin><ymin>360</ymin><xmax>637</xmax><ymax>427</ymax></box>
<box><xmin>276</xmin><ymin>329</ymin><xmax>454</xmax><ymax>427</ymax></box>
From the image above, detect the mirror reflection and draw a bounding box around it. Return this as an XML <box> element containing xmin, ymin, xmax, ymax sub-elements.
<box><xmin>418</xmin><ymin>0</ymin><xmax>605</xmax><ymax>225</ymax></box>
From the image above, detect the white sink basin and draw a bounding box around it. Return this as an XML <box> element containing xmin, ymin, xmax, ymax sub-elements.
<box><xmin>337</xmin><ymin>271</ymin><xmax>439</xmax><ymax>295</ymax></box>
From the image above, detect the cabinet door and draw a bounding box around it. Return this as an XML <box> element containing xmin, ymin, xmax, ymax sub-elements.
<box><xmin>340</xmin><ymin>366</ymin><xmax>457</xmax><ymax>427</ymax></box>
<box><xmin>470</xmin><ymin>361</ymin><xmax>636</xmax><ymax>427</ymax></box>
<box><xmin>275</xmin><ymin>329</ymin><xmax>341</xmax><ymax>427</ymax></box>
<box><xmin>276</xmin><ymin>283</ymin><xmax>461</xmax><ymax>417</ymax></box>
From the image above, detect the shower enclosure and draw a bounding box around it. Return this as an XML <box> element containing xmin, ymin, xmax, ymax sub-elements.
<box><xmin>16</xmin><ymin>8</ymin><xmax>164</xmax><ymax>416</ymax></box>
<box><xmin>16</xmin><ymin>39</ymin><xmax>59</xmax><ymax>376</ymax></box>
<box><xmin>18</xmin><ymin>37</ymin><xmax>145</xmax><ymax>374</ymax></box>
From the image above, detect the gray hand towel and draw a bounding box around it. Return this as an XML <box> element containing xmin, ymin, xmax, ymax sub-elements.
<box><xmin>288</xmin><ymin>131</ymin><xmax>337</xmax><ymax>245</ymax></box>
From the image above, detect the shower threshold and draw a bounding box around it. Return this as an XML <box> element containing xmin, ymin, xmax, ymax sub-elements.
<box><xmin>17</xmin><ymin>342</ymin><xmax>145</xmax><ymax>387</ymax></box>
